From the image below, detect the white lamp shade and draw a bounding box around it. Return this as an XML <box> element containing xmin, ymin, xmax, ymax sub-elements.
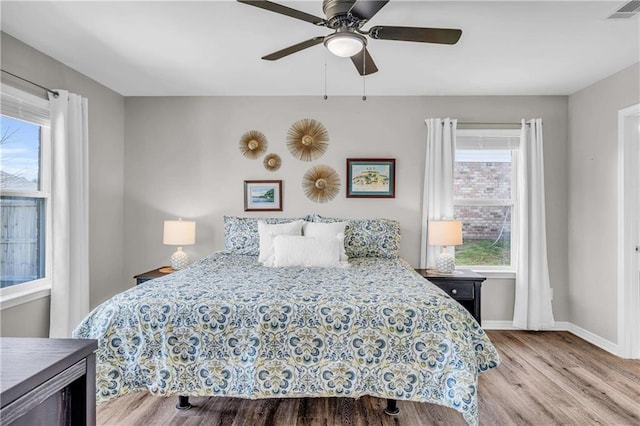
<box><xmin>325</xmin><ymin>33</ymin><xmax>364</xmax><ymax>57</ymax></box>
<box><xmin>163</xmin><ymin>219</ymin><xmax>196</xmax><ymax>246</ymax></box>
<box><xmin>427</xmin><ymin>220</ymin><xmax>463</xmax><ymax>246</ymax></box>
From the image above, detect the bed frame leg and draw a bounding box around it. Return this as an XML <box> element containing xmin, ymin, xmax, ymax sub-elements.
<box><xmin>176</xmin><ymin>395</ymin><xmax>192</xmax><ymax>410</ymax></box>
<box><xmin>384</xmin><ymin>399</ymin><xmax>400</xmax><ymax>415</ymax></box>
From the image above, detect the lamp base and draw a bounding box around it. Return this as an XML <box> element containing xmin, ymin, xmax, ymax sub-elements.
<box><xmin>435</xmin><ymin>252</ymin><xmax>456</xmax><ymax>274</ymax></box>
<box><xmin>170</xmin><ymin>247</ymin><xmax>189</xmax><ymax>270</ymax></box>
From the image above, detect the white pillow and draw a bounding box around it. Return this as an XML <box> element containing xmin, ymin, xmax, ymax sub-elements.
<box><xmin>258</xmin><ymin>220</ymin><xmax>304</xmax><ymax>264</ymax></box>
<box><xmin>302</xmin><ymin>221</ymin><xmax>348</xmax><ymax>260</ymax></box>
<box><xmin>269</xmin><ymin>235</ymin><xmax>348</xmax><ymax>268</ymax></box>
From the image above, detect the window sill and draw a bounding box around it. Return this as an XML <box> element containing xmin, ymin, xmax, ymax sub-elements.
<box><xmin>0</xmin><ymin>282</ymin><xmax>51</xmax><ymax>310</ymax></box>
<box><xmin>471</xmin><ymin>269</ymin><xmax>516</xmax><ymax>279</ymax></box>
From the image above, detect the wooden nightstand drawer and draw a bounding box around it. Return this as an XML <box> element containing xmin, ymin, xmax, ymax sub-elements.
<box><xmin>435</xmin><ymin>282</ymin><xmax>474</xmax><ymax>299</ymax></box>
<box><xmin>414</xmin><ymin>269</ymin><xmax>486</xmax><ymax>324</ymax></box>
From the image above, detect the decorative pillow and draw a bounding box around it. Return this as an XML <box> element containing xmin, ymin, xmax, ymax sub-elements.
<box><xmin>268</xmin><ymin>235</ymin><xmax>348</xmax><ymax>268</ymax></box>
<box><xmin>302</xmin><ymin>221</ymin><xmax>348</xmax><ymax>260</ymax></box>
<box><xmin>311</xmin><ymin>214</ymin><xmax>401</xmax><ymax>258</ymax></box>
<box><xmin>223</xmin><ymin>216</ymin><xmax>308</xmax><ymax>255</ymax></box>
<box><xmin>258</xmin><ymin>220</ymin><xmax>304</xmax><ymax>264</ymax></box>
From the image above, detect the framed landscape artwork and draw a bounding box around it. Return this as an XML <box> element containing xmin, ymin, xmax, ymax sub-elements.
<box><xmin>346</xmin><ymin>158</ymin><xmax>396</xmax><ymax>198</ymax></box>
<box><xmin>244</xmin><ymin>180</ymin><xmax>283</xmax><ymax>211</ymax></box>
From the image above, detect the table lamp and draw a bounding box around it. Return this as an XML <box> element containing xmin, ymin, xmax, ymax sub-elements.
<box><xmin>163</xmin><ymin>218</ymin><xmax>196</xmax><ymax>271</ymax></box>
<box><xmin>428</xmin><ymin>220</ymin><xmax>463</xmax><ymax>274</ymax></box>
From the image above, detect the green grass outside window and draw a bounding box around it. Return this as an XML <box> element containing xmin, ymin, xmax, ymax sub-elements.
<box><xmin>455</xmin><ymin>239</ymin><xmax>511</xmax><ymax>266</ymax></box>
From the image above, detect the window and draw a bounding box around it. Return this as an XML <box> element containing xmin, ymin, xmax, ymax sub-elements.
<box><xmin>0</xmin><ymin>86</ymin><xmax>51</xmax><ymax>308</ymax></box>
<box><xmin>453</xmin><ymin>129</ymin><xmax>519</xmax><ymax>271</ymax></box>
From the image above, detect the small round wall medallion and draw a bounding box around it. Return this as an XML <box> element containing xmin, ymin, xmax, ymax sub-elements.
<box><xmin>263</xmin><ymin>153</ymin><xmax>282</xmax><ymax>171</ymax></box>
<box><xmin>239</xmin><ymin>130</ymin><xmax>268</xmax><ymax>159</ymax></box>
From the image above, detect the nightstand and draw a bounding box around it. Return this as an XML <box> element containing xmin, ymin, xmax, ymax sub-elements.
<box><xmin>134</xmin><ymin>266</ymin><xmax>172</xmax><ymax>285</ymax></box>
<box><xmin>414</xmin><ymin>269</ymin><xmax>486</xmax><ymax>324</ymax></box>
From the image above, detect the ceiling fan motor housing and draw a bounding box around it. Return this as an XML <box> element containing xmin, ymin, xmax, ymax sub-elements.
<box><xmin>322</xmin><ymin>0</ymin><xmax>359</xmax><ymax>28</ymax></box>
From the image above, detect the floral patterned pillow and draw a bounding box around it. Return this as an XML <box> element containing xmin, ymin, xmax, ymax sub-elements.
<box><xmin>224</xmin><ymin>216</ymin><xmax>309</xmax><ymax>255</ymax></box>
<box><xmin>311</xmin><ymin>214</ymin><xmax>401</xmax><ymax>258</ymax></box>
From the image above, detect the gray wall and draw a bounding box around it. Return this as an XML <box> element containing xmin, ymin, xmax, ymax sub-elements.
<box><xmin>0</xmin><ymin>297</ymin><xmax>50</xmax><ymax>337</ymax></box>
<box><xmin>124</xmin><ymin>95</ymin><xmax>569</xmax><ymax>323</ymax></box>
<box><xmin>568</xmin><ymin>63</ymin><xmax>640</xmax><ymax>343</ymax></box>
<box><xmin>0</xmin><ymin>32</ymin><xmax>126</xmax><ymax>336</ymax></box>
<box><xmin>1</xmin><ymin>30</ymin><xmax>578</xmax><ymax>336</ymax></box>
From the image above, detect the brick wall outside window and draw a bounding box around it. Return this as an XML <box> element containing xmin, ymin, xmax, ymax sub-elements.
<box><xmin>454</xmin><ymin>161</ymin><xmax>511</xmax><ymax>240</ymax></box>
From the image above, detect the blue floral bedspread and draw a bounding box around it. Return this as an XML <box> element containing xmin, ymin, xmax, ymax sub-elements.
<box><xmin>73</xmin><ymin>252</ymin><xmax>500</xmax><ymax>425</ymax></box>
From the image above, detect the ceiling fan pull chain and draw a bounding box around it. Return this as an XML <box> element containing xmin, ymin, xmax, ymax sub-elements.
<box><xmin>324</xmin><ymin>51</ymin><xmax>328</xmax><ymax>100</ymax></box>
<box><xmin>362</xmin><ymin>52</ymin><xmax>367</xmax><ymax>101</ymax></box>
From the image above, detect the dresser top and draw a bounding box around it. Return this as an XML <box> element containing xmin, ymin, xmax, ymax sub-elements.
<box><xmin>0</xmin><ymin>337</ymin><xmax>97</xmax><ymax>407</ymax></box>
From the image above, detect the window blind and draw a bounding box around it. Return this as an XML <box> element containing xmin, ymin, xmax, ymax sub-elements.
<box><xmin>1</xmin><ymin>85</ymin><xmax>50</xmax><ymax>126</ymax></box>
<box><xmin>456</xmin><ymin>129</ymin><xmax>520</xmax><ymax>150</ymax></box>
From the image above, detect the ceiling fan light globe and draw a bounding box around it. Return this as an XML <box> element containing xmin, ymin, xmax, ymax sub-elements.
<box><xmin>324</xmin><ymin>33</ymin><xmax>365</xmax><ymax>57</ymax></box>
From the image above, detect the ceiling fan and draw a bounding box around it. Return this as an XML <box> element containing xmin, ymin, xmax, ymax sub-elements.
<box><xmin>237</xmin><ymin>0</ymin><xmax>462</xmax><ymax>76</ymax></box>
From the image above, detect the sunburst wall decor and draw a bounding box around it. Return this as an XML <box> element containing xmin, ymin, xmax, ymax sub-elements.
<box><xmin>286</xmin><ymin>118</ymin><xmax>329</xmax><ymax>161</ymax></box>
<box><xmin>302</xmin><ymin>165</ymin><xmax>340</xmax><ymax>203</ymax></box>
<box><xmin>239</xmin><ymin>130</ymin><xmax>268</xmax><ymax>159</ymax></box>
<box><xmin>263</xmin><ymin>153</ymin><xmax>282</xmax><ymax>171</ymax></box>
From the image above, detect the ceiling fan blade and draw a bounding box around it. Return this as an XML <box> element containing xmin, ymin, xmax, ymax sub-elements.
<box><xmin>350</xmin><ymin>48</ymin><xmax>378</xmax><ymax>76</ymax></box>
<box><xmin>262</xmin><ymin>37</ymin><xmax>325</xmax><ymax>61</ymax></box>
<box><xmin>348</xmin><ymin>0</ymin><xmax>389</xmax><ymax>21</ymax></box>
<box><xmin>369</xmin><ymin>26</ymin><xmax>462</xmax><ymax>44</ymax></box>
<box><xmin>237</xmin><ymin>0</ymin><xmax>326</xmax><ymax>26</ymax></box>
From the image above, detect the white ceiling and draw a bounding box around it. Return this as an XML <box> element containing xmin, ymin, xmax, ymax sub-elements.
<box><xmin>1</xmin><ymin>1</ymin><xmax>638</xmax><ymax>96</ymax></box>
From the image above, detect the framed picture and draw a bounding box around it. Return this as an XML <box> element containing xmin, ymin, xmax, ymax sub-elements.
<box><xmin>346</xmin><ymin>158</ymin><xmax>396</xmax><ymax>198</ymax></box>
<box><xmin>244</xmin><ymin>180</ymin><xmax>283</xmax><ymax>211</ymax></box>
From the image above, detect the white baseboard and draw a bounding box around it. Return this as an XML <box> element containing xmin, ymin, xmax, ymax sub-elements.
<box><xmin>482</xmin><ymin>320</ymin><xmax>519</xmax><ymax>330</ymax></box>
<box><xmin>482</xmin><ymin>320</ymin><xmax>620</xmax><ymax>356</ymax></box>
<box><xmin>566</xmin><ymin>323</ymin><xmax>620</xmax><ymax>356</ymax></box>
<box><xmin>482</xmin><ymin>320</ymin><xmax>570</xmax><ymax>331</ymax></box>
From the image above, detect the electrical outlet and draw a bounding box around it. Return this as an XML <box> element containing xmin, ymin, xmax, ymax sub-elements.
<box><xmin>550</xmin><ymin>288</ymin><xmax>554</xmax><ymax>301</ymax></box>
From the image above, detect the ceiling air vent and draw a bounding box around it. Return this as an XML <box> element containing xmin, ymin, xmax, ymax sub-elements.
<box><xmin>608</xmin><ymin>0</ymin><xmax>640</xmax><ymax>19</ymax></box>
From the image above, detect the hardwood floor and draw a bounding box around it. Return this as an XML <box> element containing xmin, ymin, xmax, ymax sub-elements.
<box><xmin>97</xmin><ymin>331</ymin><xmax>640</xmax><ymax>425</ymax></box>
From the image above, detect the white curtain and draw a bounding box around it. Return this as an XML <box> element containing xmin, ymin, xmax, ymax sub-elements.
<box><xmin>48</xmin><ymin>90</ymin><xmax>90</xmax><ymax>338</ymax></box>
<box><xmin>513</xmin><ymin>118</ymin><xmax>555</xmax><ymax>330</ymax></box>
<box><xmin>420</xmin><ymin>118</ymin><xmax>457</xmax><ymax>268</ymax></box>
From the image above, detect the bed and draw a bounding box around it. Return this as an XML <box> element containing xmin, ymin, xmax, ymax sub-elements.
<box><xmin>73</xmin><ymin>216</ymin><xmax>500</xmax><ymax>425</ymax></box>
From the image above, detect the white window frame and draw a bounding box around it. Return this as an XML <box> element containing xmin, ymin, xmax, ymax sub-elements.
<box><xmin>0</xmin><ymin>86</ymin><xmax>52</xmax><ymax>310</ymax></box>
<box><xmin>454</xmin><ymin>128</ymin><xmax>520</xmax><ymax>275</ymax></box>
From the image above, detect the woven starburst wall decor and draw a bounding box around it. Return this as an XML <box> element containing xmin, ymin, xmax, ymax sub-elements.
<box><xmin>263</xmin><ymin>153</ymin><xmax>282</xmax><ymax>171</ymax></box>
<box><xmin>286</xmin><ymin>118</ymin><xmax>329</xmax><ymax>161</ymax></box>
<box><xmin>302</xmin><ymin>165</ymin><xmax>340</xmax><ymax>203</ymax></box>
<box><xmin>239</xmin><ymin>130</ymin><xmax>268</xmax><ymax>159</ymax></box>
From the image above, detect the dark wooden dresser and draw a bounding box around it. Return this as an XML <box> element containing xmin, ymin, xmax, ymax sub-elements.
<box><xmin>0</xmin><ymin>338</ymin><xmax>97</xmax><ymax>426</ymax></box>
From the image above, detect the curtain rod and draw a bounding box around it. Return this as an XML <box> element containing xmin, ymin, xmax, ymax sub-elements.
<box><xmin>460</xmin><ymin>122</ymin><xmax>527</xmax><ymax>126</ymax></box>
<box><xmin>1</xmin><ymin>69</ymin><xmax>59</xmax><ymax>98</ymax></box>
<box><xmin>443</xmin><ymin>121</ymin><xmax>538</xmax><ymax>127</ymax></box>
